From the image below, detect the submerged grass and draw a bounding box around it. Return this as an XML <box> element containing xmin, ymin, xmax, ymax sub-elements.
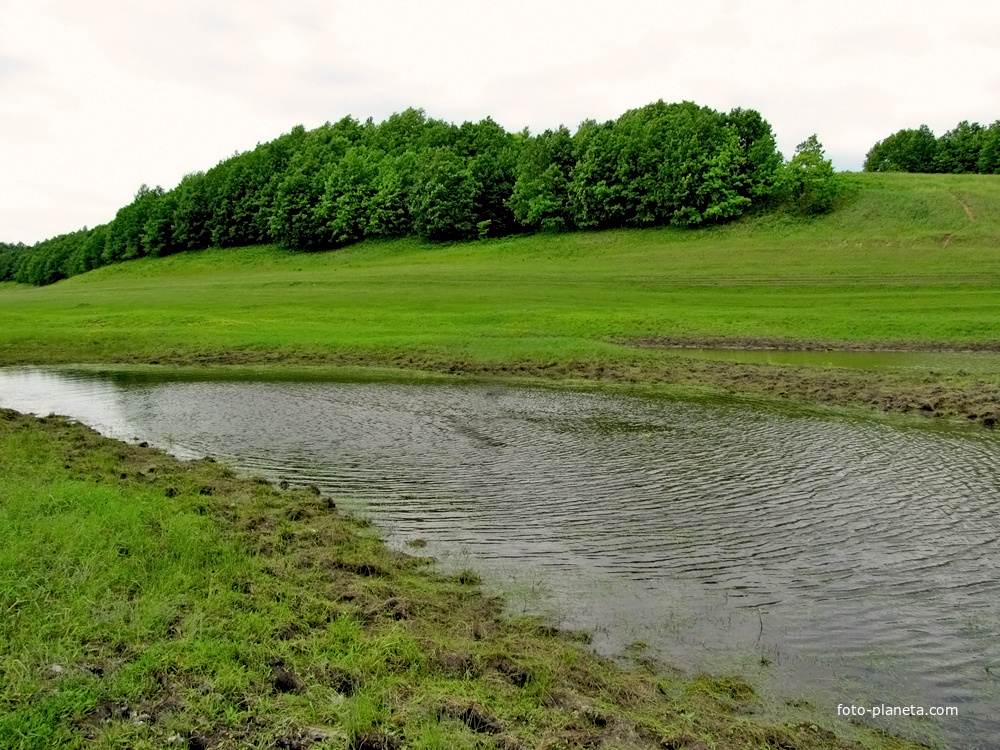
<box><xmin>0</xmin><ymin>409</ymin><xmax>930</xmax><ymax>750</ymax></box>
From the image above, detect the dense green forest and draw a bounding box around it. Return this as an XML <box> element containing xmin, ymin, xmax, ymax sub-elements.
<box><xmin>1</xmin><ymin>101</ymin><xmax>839</xmax><ymax>286</ymax></box>
<box><xmin>864</xmin><ymin>119</ymin><xmax>1000</xmax><ymax>174</ymax></box>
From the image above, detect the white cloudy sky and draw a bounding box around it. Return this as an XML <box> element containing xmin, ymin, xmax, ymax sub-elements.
<box><xmin>2</xmin><ymin>0</ymin><xmax>999</xmax><ymax>244</ymax></box>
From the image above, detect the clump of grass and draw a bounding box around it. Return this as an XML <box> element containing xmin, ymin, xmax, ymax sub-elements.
<box><xmin>0</xmin><ymin>408</ymin><xmax>932</xmax><ymax>749</ymax></box>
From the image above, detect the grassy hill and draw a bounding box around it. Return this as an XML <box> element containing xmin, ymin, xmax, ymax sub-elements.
<box><xmin>0</xmin><ymin>175</ymin><xmax>993</xmax><ymax>747</ymax></box>
<box><xmin>1</xmin><ymin>172</ymin><xmax>998</xmax><ymax>424</ymax></box>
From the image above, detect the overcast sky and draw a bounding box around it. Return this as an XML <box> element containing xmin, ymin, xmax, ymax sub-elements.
<box><xmin>3</xmin><ymin>0</ymin><xmax>999</xmax><ymax>244</ymax></box>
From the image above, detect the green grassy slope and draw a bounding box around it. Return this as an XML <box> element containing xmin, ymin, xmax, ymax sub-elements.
<box><xmin>0</xmin><ymin>173</ymin><xmax>998</xmax><ymax>426</ymax></box>
<box><xmin>1</xmin><ymin>173</ymin><xmax>998</xmax><ymax>367</ymax></box>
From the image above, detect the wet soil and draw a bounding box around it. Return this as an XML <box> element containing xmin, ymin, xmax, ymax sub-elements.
<box><xmin>55</xmin><ymin>339</ymin><xmax>1000</xmax><ymax>429</ymax></box>
<box><xmin>624</xmin><ymin>335</ymin><xmax>1000</xmax><ymax>353</ymax></box>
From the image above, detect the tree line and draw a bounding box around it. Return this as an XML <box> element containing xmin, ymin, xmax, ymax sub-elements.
<box><xmin>864</xmin><ymin>120</ymin><xmax>1000</xmax><ymax>174</ymax></box>
<box><xmin>2</xmin><ymin>101</ymin><xmax>838</xmax><ymax>286</ymax></box>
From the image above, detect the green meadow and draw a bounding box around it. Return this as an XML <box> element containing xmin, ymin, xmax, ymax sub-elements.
<box><xmin>1</xmin><ymin>174</ymin><xmax>994</xmax><ymax>748</ymax></box>
<box><xmin>0</xmin><ymin>173</ymin><xmax>998</xmax><ymax>363</ymax></box>
<box><xmin>2</xmin><ymin>172</ymin><xmax>998</xmax><ymax>426</ymax></box>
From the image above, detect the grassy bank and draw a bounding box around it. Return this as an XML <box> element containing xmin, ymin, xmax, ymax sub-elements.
<box><xmin>0</xmin><ymin>408</ymin><xmax>931</xmax><ymax>749</ymax></box>
<box><xmin>0</xmin><ymin>172</ymin><xmax>998</xmax><ymax>425</ymax></box>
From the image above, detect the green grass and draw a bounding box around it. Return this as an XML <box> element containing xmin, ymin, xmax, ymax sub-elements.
<box><xmin>0</xmin><ymin>172</ymin><xmax>998</xmax><ymax>431</ymax></box>
<box><xmin>1</xmin><ymin>172</ymin><xmax>999</xmax><ymax>367</ymax></box>
<box><xmin>0</xmin><ymin>409</ymin><xmax>933</xmax><ymax>749</ymax></box>
<box><xmin>0</xmin><ymin>175</ymin><xmax>981</xmax><ymax>746</ymax></box>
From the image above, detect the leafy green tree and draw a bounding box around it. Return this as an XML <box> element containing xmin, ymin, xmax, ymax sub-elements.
<box><xmin>409</xmin><ymin>147</ymin><xmax>477</xmax><ymax>240</ymax></box>
<box><xmin>510</xmin><ymin>126</ymin><xmax>576</xmax><ymax>232</ymax></box>
<box><xmin>269</xmin><ymin>117</ymin><xmax>362</xmax><ymax>250</ymax></box>
<box><xmin>0</xmin><ymin>241</ymin><xmax>25</xmax><ymax>281</ymax></box>
<box><xmin>65</xmin><ymin>225</ymin><xmax>109</xmax><ymax>276</ymax></box>
<box><xmin>13</xmin><ymin>230</ymin><xmax>90</xmax><ymax>284</ymax></box>
<box><xmin>208</xmin><ymin>130</ymin><xmax>306</xmax><ymax>249</ymax></box>
<box><xmin>141</xmin><ymin>191</ymin><xmax>179</xmax><ymax>257</ymax></box>
<box><xmin>171</xmin><ymin>172</ymin><xmax>219</xmax><ymax>251</ymax></box>
<box><xmin>369</xmin><ymin>108</ymin><xmax>430</xmax><ymax>154</ymax></box>
<box><xmin>864</xmin><ymin>125</ymin><xmax>939</xmax><ymax>172</ymax></box>
<box><xmin>976</xmin><ymin>121</ymin><xmax>1000</xmax><ymax>174</ymax></box>
<box><xmin>779</xmin><ymin>135</ymin><xmax>839</xmax><ymax>214</ymax></box>
<box><xmin>619</xmin><ymin>101</ymin><xmax>757</xmax><ymax>227</ymax></box>
<box><xmin>628</xmin><ymin>101</ymin><xmax>737</xmax><ymax>227</ymax></box>
<box><xmin>568</xmin><ymin>119</ymin><xmax>627</xmax><ymax>229</ymax></box>
<box><xmin>725</xmin><ymin>107</ymin><xmax>783</xmax><ymax>204</ymax></box>
<box><xmin>103</xmin><ymin>185</ymin><xmax>166</xmax><ymax>262</ymax></box>
<box><xmin>688</xmin><ymin>125</ymin><xmax>753</xmax><ymax>224</ymax></box>
<box><xmin>269</xmin><ymin>167</ymin><xmax>331</xmax><ymax>249</ymax></box>
<box><xmin>210</xmin><ymin>158</ymin><xmax>253</xmax><ymax>247</ymax></box>
<box><xmin>456</xmin><ymin>118</ymin><xmax>520</xmax><ymax>237</ymax></box>
<box><xmin>864</xmin><ymin>120</ymin><xmax>1000</xmax><ymax>174</ymax></box>
<box><xmin>317</xmin><ymin>146</ymin><xmax>381</xmax><ymax>246</ymax></box>
<box><xmin>936</xmin><ymin>121</ymin><xmax>987</xmax><ymax>173</ymax></box>
<box><xmin>567</xmin><ymin>101</ymin><xmax>776</xmax><ymax>230</ymax></box>
<box><xmin>366</xmin><ymin>152</ymin><xmax>416</xmax><ymax>238</ymax></box>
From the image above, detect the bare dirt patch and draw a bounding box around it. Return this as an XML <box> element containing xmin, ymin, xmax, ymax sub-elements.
<box><xmin>625</xmin><ymin>335</ymin><xmax>1000</xmax><ymax>353</ymax></box>
<box><xmin>952</xmin><ymin>192</ymin><xmax>976</xmax><ymax>221</ymax></box>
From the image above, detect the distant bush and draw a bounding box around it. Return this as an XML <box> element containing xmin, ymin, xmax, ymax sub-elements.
<box><xmin>865</xmin><ymin>120</ymin><xmax>1000</xmax><ymax>174</ymax></box>
<box><xmin>778</xmin><ymin>135</ymin><xmax>841</xmax><ymax>215</ymax></box>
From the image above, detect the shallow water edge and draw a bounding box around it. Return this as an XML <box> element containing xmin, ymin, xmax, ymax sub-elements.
<box><xmin>2</xmin><ymin>366</ymin><xmax>997</xmax><ymax>747</ymax></box>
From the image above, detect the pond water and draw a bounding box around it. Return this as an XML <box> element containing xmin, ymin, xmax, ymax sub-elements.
<box><xmin>2</xmin><ymin>367</ymin><xmax>997</xmax><ymax>748</ymax></box>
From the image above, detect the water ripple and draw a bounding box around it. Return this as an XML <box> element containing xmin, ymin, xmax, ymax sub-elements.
<box><xmin>1</xmin><ymin>368</ymin><xmax>998</xmax><ymax>747</ymax></box>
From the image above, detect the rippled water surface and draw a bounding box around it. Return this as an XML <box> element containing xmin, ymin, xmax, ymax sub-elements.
<box><xmin>2</xmin><ymin>368</ymin><xmax>998</xmax><ymax>748</ymax></box>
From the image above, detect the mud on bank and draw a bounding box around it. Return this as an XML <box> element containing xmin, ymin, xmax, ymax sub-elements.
<box><xmin>625</xmin><ymin>336</ymin><xmax>1000</xmax><ymax>353</ymax></box>
<box><xmin>27</xmin><ymin>338</ymin><xmax>997</xmax><ymax>429</ymax></box>
<box><xmin>0</xmin><ymin>409</ymin><xmax>933</xmax><ymax>749</ymax></box>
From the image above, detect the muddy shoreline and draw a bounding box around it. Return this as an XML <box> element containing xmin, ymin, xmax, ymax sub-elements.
<box><xmin>5</xmin><ymin>337</ymin><xmax>995</xmax><ymax>429</ymax></box>
<box><xmin>1</xmin><ymin>408</ymin><xmax>937</xmax><ymax>749</ymax></box>
<box><xmin>624</xmin><ymin>335</ymin><xmax>1000</xmax><ymax>353</ymax></box>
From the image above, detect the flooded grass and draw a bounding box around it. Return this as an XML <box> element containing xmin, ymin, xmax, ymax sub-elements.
<box><xmin>0</xmin><ymin>408</ymin><xmax>932</xmax><ymax>749</ymax></box>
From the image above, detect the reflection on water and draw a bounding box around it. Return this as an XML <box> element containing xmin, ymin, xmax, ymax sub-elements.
<box><xmin>2</xmin><ymin>367</ymin><xmax>998</xmax><ymax>748</ymax></box>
